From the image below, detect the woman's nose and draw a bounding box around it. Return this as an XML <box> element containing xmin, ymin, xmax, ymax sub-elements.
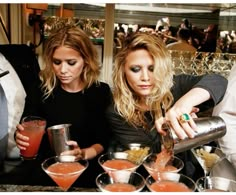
<box><xmin>141</xmin><ymin>70</ymin><xmax>150</xmax><ymax>81</ymax></box>
<box><xmin>60</xmin><ymin>63</ymin><xmax>67</xmax><ymax>73</ymax></box>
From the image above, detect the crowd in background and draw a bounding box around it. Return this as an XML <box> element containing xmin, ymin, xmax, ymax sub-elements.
<box><xmin>113</xmin><ymin>17</ymin><xmax>236</xmax><ymax>54</ymax></box>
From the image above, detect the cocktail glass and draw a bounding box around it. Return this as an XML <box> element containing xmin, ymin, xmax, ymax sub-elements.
<box><xmin>191</xmin><ymin>145</ymin><xmax>224</xmax><ymax>176</ymax></box>
<box><xmin>41</xmin><ymin>155</ymin><xmax>88</xmax><ymax>191</ymax></box>
<box><xmin>20</xmin><ymin>116</ymin><xmax>46</xmax><ymax>160</ymax></box>
<box><xmin>226</xmin><ymin>153</ymin><xmax>236</xmax><ymax>170</ymax></box>
<box><xmin>210</xmin><ymin>153</ymin><xmax>236</xmax><ymax>180</ymax></box>
<box><xmin>98</xmin><ymin>152</ymin><xmax>142</xmax><ymax>173</ymax></box>
<box><xmin>114</xmin><ymin>143</ymin><xmax>151</xmax><ymax>164</ymax></box>
<box><xmin>196</xmin><ymin>176</ymin><xmax>236</xmax><ymax>192</ymax></box>
<box><xmin>96</xmin><ymin>170</ymin><xmax>145</xmax><ymax>192</ymax></box>
<box><xmin>146</xmin><ymin>172</ymin><xmax>196</xmax><ymax>192</ymax></box>
<box><xmin>143</xmin><ymin>153</ymin><xmax>184</xmax><ymax>180</ymax></box>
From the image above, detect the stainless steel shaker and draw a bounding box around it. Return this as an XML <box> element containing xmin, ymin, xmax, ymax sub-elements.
<box><xmin>162</xmin><ymin>116</ymin><xmax>226</xmax><ymax>154</ymax></box>
<box><xmin>47</xmin><ymin>124</ymin><xmax>72</xmax><ymax>156</ymax></box>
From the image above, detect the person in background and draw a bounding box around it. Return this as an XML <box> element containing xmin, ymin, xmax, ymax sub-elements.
<box><xmin>213</xmin><ymin>63</ymin><xmax>236</xmax><ymax>156</ymax></box>
<box><xmin>106</xmin><ymin>32</ymin><xmax>227</xmax><ymax>180</ymax></box>
<box><xmin>0</xmin><ymin>44</ymin><xmax>41</xmax><ymax>170</ymax></box>
<box><xmin>166</xmin><ymin>28</ymin><xmax>197</xmax><ymax>52</ymax></box>
<box><xmin>12</xmin><ymin>25</ymin><xmax>112</xmax><ymax>188</ymax></box>
<box><xmin>0</xmin><ymin>54</ymin><xmax>26</xmax><ymax>169</ymax></box>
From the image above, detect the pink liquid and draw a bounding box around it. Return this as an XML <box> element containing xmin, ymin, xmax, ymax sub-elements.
<box><xmin>149</xmin><ymin>181</ymin><xmax>191</xmax><ymax>192</ymax></box>
<box><xmin>20</xmin><ymin>120</ymin><xmax>46</xmax><ymax>159</ymax></box>
<box><xmin>47</xmin><ymin>162</ymin><xmax>85</xmax><ymax>191</ymax></box>
<box><xmin>104</xmin><ymin>183</ymin><xmax>136</xmax><ymax>192</ymax></box>
<box><xmin>103</xmin><ymin>159</ymin><xmax>136</xmax><ymax>170</ymax></box>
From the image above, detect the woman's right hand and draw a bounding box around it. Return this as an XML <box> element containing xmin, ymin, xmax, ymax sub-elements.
<box><xmin>15</xmin><ymin>124</ymin><xmax>29</xmax><ymax>150</ymax></box>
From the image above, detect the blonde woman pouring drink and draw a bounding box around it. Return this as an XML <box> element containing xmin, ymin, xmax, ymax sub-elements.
<box><xmin>106</xmin><ymin>32</ymin><xmax>227</xmax><ymax>180</ymax></box>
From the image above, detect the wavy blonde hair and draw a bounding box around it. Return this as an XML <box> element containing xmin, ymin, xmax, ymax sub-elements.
<box><xmin>40</xmin><ymin>25</ymin><xmax>100</xmax><ymax>99</ymax></box>
<box><xmin>113</xmin><ymin>32</ymin><xmax>174</xmax><ymax>128</ymax></box>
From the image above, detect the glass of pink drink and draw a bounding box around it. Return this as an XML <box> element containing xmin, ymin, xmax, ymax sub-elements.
<box><xmin>143</xmin><ymin>153</ymin><xmax>184</xmax><ymax>180</ymax></box>
<box><xmin>146</xmin><ymin>172</ymin><xmax>196</xmax><ymax>192</ymax></box>
<box><xmin>96</xmin><ymin>170</ymin><xmax>145</xmax><ymax>192</ymax></box>
<box><xmin>20</xmin><ymin>116</ymin><xmax>46</xmax><ymax>160</ymax></box>
<box><xmin>98</xmin><ymin>152</ymin><xmax>141</xmax><ymax>173</ymax></box>
<box><xmin>41</xmin><ymin>155</ymin><xmax>88</xmax><ymax>191</ymax></box>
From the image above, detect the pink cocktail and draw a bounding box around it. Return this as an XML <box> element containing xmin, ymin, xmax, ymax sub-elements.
<box><xmin>42</xmin><ymin>156</ymin><xmax>88</xmax><ymax>191</ymax></box>
<box><xmin>98</xmin><ymin>152</ymin><xmax>141</xmax><ymax>173</ymax></box>
<box><xmin>146</xmin><ymin>172</ymin><xmax>196</xmax><ymax>192</ymax></box>
<box><xmin>20</xmin><ymin>116</ymin><xmax>46</xmax><ymax>160</ymax></box>
<box><xmin>96</xmin><ymin>171</ymin><xmax>145</xmax><ymax>192</ymax></box>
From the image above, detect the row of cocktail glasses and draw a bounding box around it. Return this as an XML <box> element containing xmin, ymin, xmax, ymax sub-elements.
<box><xmin>41</xmin><ymin>147</ymin><xmax>236</xmax><ymax>192</ymax></box>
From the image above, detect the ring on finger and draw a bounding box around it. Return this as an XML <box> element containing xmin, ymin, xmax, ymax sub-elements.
<box><xmin>179</xmin><ymin>113</ymin><xmax>190</xmax><ymax>123</ymax></box>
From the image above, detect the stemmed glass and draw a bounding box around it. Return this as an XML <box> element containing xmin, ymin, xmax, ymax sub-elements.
<box><xmin>96</xmin><ymin>170</ymin><xmax>145</xmax><ymax>192</ymax></box>
<box><xmin>98</xmin><ymin>152</ymin><xmax>142</xmax><ymax>173</ymax></box>
<box><xmin>146</xmin><ymin>172</ymin><xmax>196</xmax><ymax>192</ymax></box>
<box><xmin>41</xmin><ymin>155</ymin><xmax>88</xmax><ymax>191</ymax></box>
<box><xmin>196</xmin><ymin>176</ymin><xmax>236</xmax><ymax>192</ymax></box>
<box><xmin>143</xmin><ymin>153</ymin><xmax>184</xmax><ymax>180</ymax></box>
<box><xmin>191</xmin><ymin>145</ymin><xmax>224</xmax><ymax>176</ymax></box>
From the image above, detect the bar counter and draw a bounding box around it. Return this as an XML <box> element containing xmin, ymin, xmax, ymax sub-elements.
<box><xmin>0</xmin><ymin>184</ymin><xmax>98</xmax><ymax>192</ymax></box>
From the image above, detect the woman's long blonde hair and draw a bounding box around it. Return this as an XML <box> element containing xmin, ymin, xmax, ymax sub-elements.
<box><xmin>40</xmin><ymin>25</ymin><xmax>100</xmax><ymax>99</ymax></box>
<box><xmin>113</xmin><ymin>32</ymin><xmax>174</xmax><ymax>129</ymax></box>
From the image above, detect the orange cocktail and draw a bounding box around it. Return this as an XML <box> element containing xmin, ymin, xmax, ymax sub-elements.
<box><xmin>96</xmin><ymin>171</ymin><xmax>145</xmax><ymax>192</ymax></box>
<box><xmin>143</xmin><ymin>150</ymin><xmax>184</xmax><ymax>180</ymax></box>
<box><xmin>42</xmin><ymin>156</ymin><xmax>88</xmax><ymax>191</ymax></box>
<box><xmin>104</xmin><ymin>183</ymin><xmax>136</xmax><ymax>192</ymax></box>
<box><xmin>146</xmin><ymin>172</ymin><xmax>196</xmax><ymax>192</ymax></box>
<box><xmin>149</xmin><ymin>181</ymin><xmax>191</xmax><ymax>192</ymax></box>
<box><xmin>20</xmin><ymin>116</ymin><xmax>46</xmax><ymax>160</ymax></box>
<box><xmin>103</xmin><ymin>159</ymin><xmax>137</xmax><ymax>171</ymax></box>
<box><xmin>98</xmin><ymin>152</ymin><xmax>141</xmax><ymax>173</ymax></box>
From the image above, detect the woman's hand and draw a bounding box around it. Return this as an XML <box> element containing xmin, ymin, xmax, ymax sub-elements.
<box><xmin>60</xmin><ymin>141</ymin><xmax>83</xmax><ymax>160</ymax></box>
<box><xmin>155</xmin><ymin>106</ymin><xmax>199</xmax><ymax>140</ymax></box>
<box><xmin>61</xmin><ymin>142</ymin><xmax>102</xmax><ymax>160</ymax></box>
<box><xmin>15</xmin><ymin>124</ymin><xmax>30</xmax><ymax>150</ymax></box>
<box><xmin>156</xmin><ymin>87</ymin><xmax>210</xmax><ymax>140</ymax></box>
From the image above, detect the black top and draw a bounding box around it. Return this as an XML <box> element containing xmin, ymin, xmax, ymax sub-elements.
<box><xmin>23</xmin><ymin>82</ymin><xmax>112</xmax><ymax>159</ymax></box>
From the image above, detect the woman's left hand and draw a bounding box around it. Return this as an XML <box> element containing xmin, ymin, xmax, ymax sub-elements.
<box><xmin>156</xmin><ymin>87</ymin><xmax>211</xmax><ymax>140</ymax></box>
<box><xmin>60</xmin><ymin>140</ymin><xmax>83</xmax><ymax>160</ymax></box>
<box><xmin>155</xmin><ymin>106</ymin><xmax>199</xmax><ymax>140</ymax></box>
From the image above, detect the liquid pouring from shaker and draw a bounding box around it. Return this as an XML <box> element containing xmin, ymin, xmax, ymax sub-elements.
<box><xmin>161</xmin><ymin>123</ymin><xmax>174</xmax><ymax>154</ymax></box>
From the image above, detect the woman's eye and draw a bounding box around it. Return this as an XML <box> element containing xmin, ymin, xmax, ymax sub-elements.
<box><xmin>68</xmin><ymin>60</ymin><xmax>77</xmax><ymax>66</ymax></box>
<box><xmin>130</xmin><ymin>66</ymin><xmax>141</xmax><ymax>72</ymax></box>
<box><xmin>53</xmin><ymin>59</ymin><xmax>61</xmax><ymax>65</ymax></box>
<box><xmin>148</xmin><ymin>65</ymin><xmax>154</xmax><ymax>72</ymax></box>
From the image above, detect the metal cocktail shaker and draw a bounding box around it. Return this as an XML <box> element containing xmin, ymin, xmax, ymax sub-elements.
<box><xmin>47</xmin><ymin>124</ymin><xmax>73</xmax><ymax>156</ymax></box>
<box><xmin>162</xmin><ymin>116</ymin><xmax>226</xmax><ymax>154</ymax></box>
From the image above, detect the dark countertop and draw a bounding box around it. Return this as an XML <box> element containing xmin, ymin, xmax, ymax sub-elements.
<box><xmin>0</xmin><ymin>184</ymin><xmax>98</xmax><ymax>192</ymax></box>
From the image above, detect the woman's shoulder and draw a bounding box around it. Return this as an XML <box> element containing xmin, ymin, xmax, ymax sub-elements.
<box><xmin>89</xmin><ymin>81</ymin><xmax>111</xmax><ymax>93</ymax></box>
<box><xmin>85</xmin><ymin>81</ymin><xmax>112</xmax><ymax>102</ymax></box>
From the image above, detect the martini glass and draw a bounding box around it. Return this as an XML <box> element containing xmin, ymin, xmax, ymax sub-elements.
<box><xmin>146</xmin><ymin>172</ymin><xmax>196</xmax><ymax>192</ymax></box>
<box><xmin>143</xmin><ymin>153</ymin><xmax>184</xmax><ymax>180</ymax></box>
<box><xmin>98</xmin><ymin>152</ymin><xmax>142</xmax><ymax>173</ymax></box>
<box><xmin>191</xmin><ymin>145</ymin><xmax>224</xmax><ymax>176</ymax></box>
<box><xmin>96</xmin><ymin>170</ymin><xmax>145</xmax><ymax>192</ymax></box>
<box><xmin>196</xmin><ymin>176</ymin><xmax>236</xmax><ymax>192</ymax></box>
<box><xmin>41</xmin><ymin>155</ymin><xmax>88</xmax><ymax>191</ymax></box>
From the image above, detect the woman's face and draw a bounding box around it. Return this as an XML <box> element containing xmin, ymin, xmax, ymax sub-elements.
<box><xmin>52</xmin><ymin>46</ymin><xmax>84</xmax><ymax>89</ymax></box>
<box><xmin>124</xmin><ymin>49</ymin><xmax>155</xmax><ymax>98</ymax></box>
